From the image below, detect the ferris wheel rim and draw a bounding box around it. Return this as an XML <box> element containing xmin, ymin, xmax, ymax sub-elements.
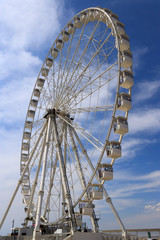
<box><xmin>21</xmin><ymin>6</ymin><xmax>121</xmax><ymax>164</ymax></box>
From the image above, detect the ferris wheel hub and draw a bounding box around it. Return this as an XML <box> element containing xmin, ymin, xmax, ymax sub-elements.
<box><xmin>43</xmin><ymin>108</ymin><xmax>56</xmax><ymax>118</ymax></box>
<box><xmin>43</xmin><ymin>108</ymin><xmax>73</xmax><ymax>121</ymax></box>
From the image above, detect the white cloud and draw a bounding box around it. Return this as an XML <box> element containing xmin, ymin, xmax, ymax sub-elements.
<box><xmin>122</xmin><ymin>137</ymin><xmax>156</xmax><ymax>159</ymax></box>
<box><xmin>133</xmin><ymin>47</ymin><xmax>148</xmax><ymax>70</ymax></box>
<box><xmin>128</xmin><ymin>108</ymin><xmax>160</xmax><ymax>134</ymax></box>
<box><xmin>144</xmin><ymin>202</ymin><xmax>160</xmax><ymax>212</ymax></box>
<box><xmin>134</xmin><ymin>80</ymin><xmax>160</xmax><ymax>102</ymax></box>
<box><xmin>115</xmin><ymin>170</ymin><xmax>160</xmax><ymax>181</ymax></box>
<box><xmin>113</xmin><ymin>198</ymin><xmax>143</xmax><ymax>211</ymax></box>
<box><xmin>109</xmin><ymin>170</ymin><xmax>160</xmax><ymax>198</ymax></box>
<box><xmin>0</xmin><ymin>0</ymin><xmax>62</xmax><ymax>51</ymax></box>
<box><xmin>0</xmin><ymin>0</ymin><xmax>65</xmax><ymax>83</ymax></box>
<box><xmin>0</xmin><ymin>50</ymin><xmax>42</xmax><ymax>80</ymax></box>
<box><xmin>0</xmin><ymin>76</ymin><xmax>37</xmax><ymax>124</ymax></box>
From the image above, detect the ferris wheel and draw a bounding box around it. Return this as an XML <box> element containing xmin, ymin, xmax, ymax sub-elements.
<box><xmin>0</xmin><ymin>7</ymin><xmax>133</xmax><ymax>239</ymax></box>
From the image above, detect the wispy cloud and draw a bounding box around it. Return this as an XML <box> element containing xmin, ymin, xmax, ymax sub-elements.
<box><xmin>121</xmin><ymin>137</ymin><xmax>156</xmax><ymax>159</ymax></box>
<box><xmin>0</xmin><ymin>50</ymin><xmax>42</xmax><ymax>81</ymax></box>
<box><xmin>108</xmin><ymin>170</ymin><xmax>160</xmax><ymax>198</ymax></box>
<box><xmin>145</xmin><ymin>202</ymin><xmax>160</xmax><ymax>212</ymax></box>
<box><xmin>115</xmin><ymin>170</ymin><xmax>160</xmax><ymax>181</ymax></box>
<box><xmin>128</xmin><ymin>108</ymin><xmax>160</xmax><ymax>135</ymax></box>
<box><xmin>0</xmin><ymin>76</ymin><xmax>37</xmax><ymax>125</ymax></box>
<box><xmin>0</xmin><ymin>0</ymin><xmax>62</xmax><ymax>51</ymax></box>
<box><xmin>133</xmin><ymin>47</ymin><xmax>148</xmax><ymax>70</ymax></box>
<box><xmin>134</xmin><ymin>80</ymin><xmax>160</xmax><ymax>102</ymax></box>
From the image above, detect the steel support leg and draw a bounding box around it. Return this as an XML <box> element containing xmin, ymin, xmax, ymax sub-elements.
<box><xmin>72</xmin><ymin>127</ymin><xmax>127</xmax><ymax>239</ymax></box>
<box><xmin>33</xmin><ymin>117</ymin><xmax>52</xmax><ymax>240</ymax></box>
<box><xmin>68</xmin><ymin>124</ymin><xmax>99</xmax><ymax>232</ymax></box>
<box><xmin>52</xmin><ymin>114</ymin><xmax>77</xmax><ymax>233</ymax></box>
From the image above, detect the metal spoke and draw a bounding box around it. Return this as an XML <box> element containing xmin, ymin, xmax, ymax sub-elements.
<box><xmin>66</xmin><ymin>105</ymin><xmax>114</xmax><ymax>114</ymax></box>
<box><xmin>57</xmin><ymin>114</ymin><xmax>104</xmax><ymax>151</ymax></box>
<box><xmin>59</xmin><ymin>31</ymin><xmax>112</xmax><ymax>108</ymax></box>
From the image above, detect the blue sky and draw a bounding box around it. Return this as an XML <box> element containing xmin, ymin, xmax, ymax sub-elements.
<box><xmin>0</xmin><ymin>0</ymin><xmax>160</xmax><ymax>236</ymax></box>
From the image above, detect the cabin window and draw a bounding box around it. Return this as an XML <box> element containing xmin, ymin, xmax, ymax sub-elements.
<box><xmin>121</xmin><ymin>35</ymin><xmax>129</xmax><ymax>41</ymax></box>
<box><xmin>117</xmin><ymin>22</ymin><xmax>125</xmax><ymax>29</ymax></box>
<box><xmin>118</xmin><ymin>118</ymin><xmax>128</xmax><ymax>125</ymax></box>
<box><xmin>124</xmin><ymin>71</ymin><xmax>133</xmax><ymax>78</ymax></box>
<box><xmin>111</xmin><ymin>143</ymin><xmax>121</xmax><ymax>149</ymax></box>
<box><xmin>123</xmin><ymin>51</ymin><xmax>132</xmax><ymax>58</ymax></box>
<box><xmin>57</xmin><ymin>39</ymin><xmax>63</xmax><ymax>43</ymax></box>
<box><xmin>104</xmin><ymin>8</ymin><xmax>111</xmax><ymax>14</ymax></box>
<box><xmin>111</xmin><ymin>13</ymin><xmax>119</xmax><ymax>20</ymax></box>
<box><xmin>122</xmin><ymin>94</ymin><xmax>131</xmax><ymax>101</ymax></box>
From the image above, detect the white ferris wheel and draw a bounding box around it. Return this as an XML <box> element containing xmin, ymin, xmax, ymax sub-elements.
<box><xmin>0</xmin><ymin>7</ymin><xmax>133</xmax><ymax>240</ymax></box>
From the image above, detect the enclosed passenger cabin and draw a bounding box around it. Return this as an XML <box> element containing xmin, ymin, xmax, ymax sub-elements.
<box><xmin>67</xmin><ymin>23</ymin><xmax>75</xmax><ymax>34</ymax></box>
<box><xmin>119</xmin><ymin>34</ymin><xmax>130</xmax><ymax>51</ymax></box>
<box><xmin>114</xmin><ymin>116</ymin><xmax>128</xmax><ymax>135</ymax></box>
<box><xmin>74</xmin><ymin>17</ymin><xmax>82</xmax><ymax>29</ymax></box>
<box><xmin>46</xmin><ymin>58</ymin><xmax>53</xmax><ymax>68</ymax></box>
<box><xmin>22</xmin><ymin>185</ymin><xmax>30</xmax><ymax>195</ymax></box>
<box><xmin>25</xmin><ymin>121</ymin><xmax>32</xmax><ymax>130</ymax></box>
<box><xmin>89</xmin><ymin>184</ymin><xmax>103</xmax><ymax>200</ymax></box>
<box><xmin>106</xmin><ymin>141</ymin><xmax>121</xmax><ymax>159</ymax></box>
<box><xmin>115</xmin><ymin>21</ymin><xmax>125</xmax><ymax>35</ymax></box>
<box><xmin>99</xmin><ymin>164</ymin><xmax>113</xmax><ymax>181</ymax></box>
<box><xmin>104</xmin><ymin>8</ymin><xmax>111</xmax><ymax>14</ymax></box>
<box><xmin>41</xmin><ymin>67</ymin><xmax>49</xmax><ymax>77</ymax></box>
<box><xmin>80</xmin><ymin>12</ymin><xmax>88</xmax><ymax>23</ymax></box>
<box><xmin>56</xmin><ymin>39</ymin><xmax>63</xmax><ymax>50</ymax></box>
<box><xmin>79</xmin><ymin>202</ymin><xmax>94</xmax><ymax>215</ymax></box>
<box><xmin>62</xmin><ymin>31</ymin><xmax>70</xmax><ymax>42</ymax></box>
<box><xmin>37</xmin><ymin>78</ymin><xmax>45</xmax><ymax>88</ymax></box>
<box><xmin>30</xmin><ymin>99</ymin><xmax>38</xmax><ymax>108</ymax></box>
<box><xmin>22</xmin><ymin>143</ymin><xmax>29</xmax><ymax>151</ymax></box>
<box><xmin>21</xmin><ymin>164</ymin><xmax>27</xmax><ymax>172</ymax></box>
<box><xmin>94</xmin><ymin>10</ymin><xmax>100</xmax><ymax>21</ymax></box>
<box><xmin>34</xmin><ymin>89</ymin><xmax>40</xmax><ymax>97</ymax></box>
<box><xmin>23</xmin><ymin>132</ymin><xmax>31</xmax><ymax>140</ymax></box>
<box><xmin>88</xmin><ymin>9</ymin><xmax>95</xmax><ymax>22</ymax></box>
<box><xmin>110</xmin><ymin>12</ymin><xmax>119</xmax><ymax>23</ymax></box>
<box><xmin>120</xmin><ymin>70</ymin><xmax>134</xmax><ymax>89</ymax></box>
<box><xmin>22</xmin><ymin>153</ymin><xmax>28</xmax><ymax>162</ymax></box>
<box><xmin>22</xmin><ymin>175</ymin><xmax>29</xmax><ymax>184</ymax></box>
<box><xmin>51</xmin><ymin>48</ymin><xmax>59</xmax><ymax>59</ymax></box>
<box><xmin>117</xmin><ymin>93</ymin><xmax>132</xmax><ymax>111</ymax></box>
<box><xmin>121</xmin><ymin>50</ymin><xmax>133</xmax><ymax>69</ymax></box>
<box><xmin>28</xmin><ymin>110</ymin><xmax>35</xmax><ymax>119</ymax></box>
